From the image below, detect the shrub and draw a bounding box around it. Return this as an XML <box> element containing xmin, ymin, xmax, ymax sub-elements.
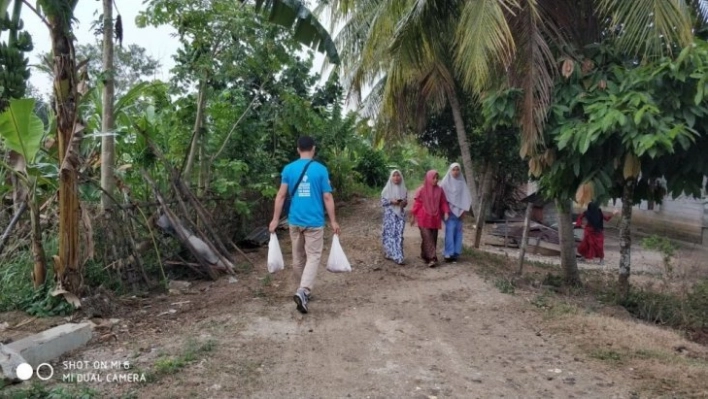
<box><xmin>355</xmin><ymin>147</ymin><xmax>388</xmax><ymax>188</ymax></box>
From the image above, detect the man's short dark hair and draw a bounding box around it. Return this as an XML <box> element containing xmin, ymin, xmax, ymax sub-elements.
<box><xmin>297</xmin><ymin>136</ymin><xmax>315</xmax><ymax>151</ymax></box>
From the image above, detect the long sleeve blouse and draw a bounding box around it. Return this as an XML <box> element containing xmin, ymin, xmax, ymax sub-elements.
<box><xmin>411</xmin><ymin>191</ymin><xmax>450</xmax><ymax>229</ymax></box>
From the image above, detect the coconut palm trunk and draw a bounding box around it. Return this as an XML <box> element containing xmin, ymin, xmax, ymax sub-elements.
<box><xmin>446</xmin><ymin>86</ymin><xmax>478</xmax><ymax>203</ymax></box>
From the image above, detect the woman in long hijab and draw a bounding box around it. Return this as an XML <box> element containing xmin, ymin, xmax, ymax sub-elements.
<box><xmin>381</xmin><ymin>170</ymin><xmax>408</xmax><ymax>265</ymax></box>
<box><xmin>576</xmin><ymin>201</ymin><xmax>618</xmax><ymax>264</ymax></box>
<box><xmin>440</xmin><ymin>163</ymin><xmax>473</xmax><ymax>262</ymax></box>
<box><xmin>411</xmin><ymin>170</ymin><xmax>450</xmax><ymax>267</ymax></box>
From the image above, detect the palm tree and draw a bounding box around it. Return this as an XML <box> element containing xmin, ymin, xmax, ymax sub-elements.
<box><xmin>318</xmin><ymin>0</ymin><xmax>697</xmax><ymax>285</ymax></box>
<box><xmin>325</xmin><ymin>0</ymin><xmax>480</xmax><ymax>205</ymax></box>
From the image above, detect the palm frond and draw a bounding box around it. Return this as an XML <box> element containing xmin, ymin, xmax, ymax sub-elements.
<box><xmin>599</xmin><ymin>0</ymin><xmax>693</xmax><ymax>57</ymax></box>
<box><xmin>508</xmin><ymin>0</ymin><xmax>555</xmax><ymax>157</ymax></box>
<box><xmin>698</xmin><ymin>0</ymin><xmax>708</xmax><ymax>19</ymax></box>
<box><xmin>358</xmin><ymin>76</ymin><xmax>386</xmax><ymax>119</ymax></box>
<box><xmin>454</xmin><ymin>0</ymin><xmax>519</xmax><ymax>91</ymax></box>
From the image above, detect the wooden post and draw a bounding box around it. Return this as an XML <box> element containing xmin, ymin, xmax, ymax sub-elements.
<box><xmin>517</xmin><ymin>202</ymin><xmax>533</xmax><ymax>274</ymax></box>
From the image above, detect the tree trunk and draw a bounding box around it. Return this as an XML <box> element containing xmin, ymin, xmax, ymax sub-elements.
<box><xmin>473</xmin><ymin>163</ymin><xmax>494</xmax><ymax>248</ymax></box>
<box><xmin>446</xmin><ymin>86</ymin><xmax>478</xmax><ymax>204</ymax></box>
<box><xmin>618</xmin><ymin>179</ymin><xmax>635</xmax><ymax>300</ymax></box>
<box><xmin>50</xmin><ymin>10</ymin><xmax>83</xmax><ymax>294</ymax></box>
<box><xmin>517</xmin><ymin>202</ymin><xmax>533</xmax><ymax>274</ymax></box>
<box><xmin>100</xmin><ymin>0</ymin><xmax>116</xmax><ymax>212</ymax></box>
<box><xmin>29</xmin><ymin>198</ymin><xmax>47</xmax><ymax>288</ymax></box>
<box><xmin>183</xmin><ymin>79</ymin><xmax>207</xmax><ymax>179</ymax></box>
<box><xmin>198</xmin><ymin>132</ymin><xmax>208</xmax><ymax>196</ymax></box>
<box><xmin>556</xmin><ymin>199</ymin><xmax>580</xmax><ymax>285</ymax></box>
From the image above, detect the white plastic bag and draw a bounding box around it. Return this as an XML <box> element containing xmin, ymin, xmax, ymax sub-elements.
<box><xmin>267</xmin><ymin>233</ymin><xmax>285</xmax><ymax>273</ymax></box>
<box><xmin>326</xmin><ymin>235</ymin><xmax>351</xmax><ymax>273</ymax></box>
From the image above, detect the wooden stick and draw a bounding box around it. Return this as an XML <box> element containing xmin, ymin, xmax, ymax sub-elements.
<box><xmin>517</xmin><ymin>202</ymin><xmax>533</xmax><ymax>275</ymax></box>
<box><xmin>170</xmin><ymin>180</ymin><xmax>236</xmax><ymax>275</ymax></box>
<box><xmin>137</xmin><ymin>127</ymin><xmax>255</xmax><ymax>266</ymax></box>
<box><xmin>142</xmin><ymin>170</ymin><xmax>218</xmax><ymax>280</ymax></box>
<box><xmin>0</xmin><ymin>201</ymin><xmax>28</xmax><ymax>256</ymax></box>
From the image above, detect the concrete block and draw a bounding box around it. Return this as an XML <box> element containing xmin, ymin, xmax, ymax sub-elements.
<box><xmin>0</xmin><ymin>344</ymin><xmax>27</xmax><ymax>381</ymax></box>
<box><xmin>7</xmin><ymin>323</ymin><xmax>93</xmax><ymax>368</ymax></box>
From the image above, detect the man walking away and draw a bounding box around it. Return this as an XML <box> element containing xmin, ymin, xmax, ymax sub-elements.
<box><xmin>269</xmin><ymin>136</ymin><xmax>341</xmax><ymax>314</ymax></box>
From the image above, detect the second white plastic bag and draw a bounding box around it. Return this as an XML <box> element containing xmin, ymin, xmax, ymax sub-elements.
<box><xmin>267</xmin><ymin>233</ymin><xmax>285</xmax><ymax>273</ymax></box>
<box><xmin>326</xmin><ymin>235</ymin><xmax>351</xmax><ymax>273</ymax></box>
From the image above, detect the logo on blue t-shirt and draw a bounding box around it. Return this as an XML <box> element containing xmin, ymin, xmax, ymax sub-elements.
<box><xmin>282</xmin><ymin>159</ymin><xmax>332</xmax><ymax>227</ymax></box>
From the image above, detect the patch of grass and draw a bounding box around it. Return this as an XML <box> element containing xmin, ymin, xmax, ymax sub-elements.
<box><xmin>119</xmin><ymin>391</ymin><xmax>140</xmax><ymax>399</ymax></box>
<box><xmin>153</xmin><ymin>337</ymin><xmax>217</xmax><ymax>376</ymax></box>
<box><xmin>527</xmin><ymin>260</ymin><xmax>556</xmax><ymax>270</ymax></box>
<box><xmin>615</xmin><ymin>280</ymin><xmax>708</xmax><ymax>332</ymax></box>
<box><xmin>261</xmin><ymin>274</ymin><xmax>272</xmax><ymax>287</ymax></box>
<box><xmin>633</xmin><ymin>349</ymin><xmax>670</xmax><ymax>361</ymax></box>
<box><xmin>461</xmin><ymin>245</ymin><xmax>476</xmax><ymax>257</ymax></box>
<box><xmin>20</xmin><ymin>283</ymin><xmax>76</xmax><ymax>317</ymax></box>
<box><xmin>235</xmin><ymin>262</ymin><xmax>253</xmax><ymax>273</ymax></box>
<box><xmin>0</xmin><ymin>236</ymin><xmax>58</xmax><ymax>312</ymax></box>
<box><xmin>531</xmin><ymin>292</ymin><xmax>551</xmax><ymax>309</ymax></box>
<box><xmin>1</xmin><ymin>382</ymin><xmax>98</xmax><ymax>399</ymax></box>
<box><xmin>542</xmin><ymin>273</ymin><xmax>564</xmax><ymax>288</ymax></box>
<box><xmin>548</xmin><ymin>301</ymin><xmax>578</xmax><ymax>317</ymax></box>
<box><xmin>494</xmin><ymin>278</ymin><xmax>515</xmax><ymax>294</ymax></box>
<box><xmin>590</xmin><ymin>349</ymin><xmax>624</xmax><ymax>364</ymax></box>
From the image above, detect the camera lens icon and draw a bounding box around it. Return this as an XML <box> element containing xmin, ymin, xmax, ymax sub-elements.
<box><xmin>15</xmin><ymin>363</ymin><xmax>33</xmax><ymax>381</ymax></box>
<box><xmin>14</xmin><ymin>362</ymin><xmax>54</xmax><ymax>381</ymax></box>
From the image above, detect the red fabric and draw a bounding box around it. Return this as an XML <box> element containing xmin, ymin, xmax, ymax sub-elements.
<box><xmin>411</xmin><ymin>172</ymin><xmax>450</xmax><ymax>229</ymax></box>
<box><xmin>418</xmin><ymin>170</ymin><xmax>443</xmax><ymax>217</ymax></box>
<box><xmin>578</xmin><ymin>225</ymin><xmax>605</xmax><ymax>260</ymax></box>
<box><xmin>576</xmin><ymin>211</ymin><xmax>614</xmax><ymax>260</ymax></box>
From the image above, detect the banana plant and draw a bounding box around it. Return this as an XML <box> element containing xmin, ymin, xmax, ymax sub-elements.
<box><xmin>0</xmin><ymin>98</ymin><xmax>49</xmax><ymax>288</ymax></box>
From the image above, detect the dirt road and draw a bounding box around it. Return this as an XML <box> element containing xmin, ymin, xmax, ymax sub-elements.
<box><xmin>30</xmin><ymin>198</ymin><xmax>647</xmax><ymax>399</ymax></box>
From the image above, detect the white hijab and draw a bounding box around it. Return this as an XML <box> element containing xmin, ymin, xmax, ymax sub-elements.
<box><xmin>440</xmin><ymin>162</ymin><xmax>472</xmax><ymax>217</ymax></box>
<box><xmin>381</xmin><ymin>169</ymin><xmax>407</xmax><ymax>216</ymax></box>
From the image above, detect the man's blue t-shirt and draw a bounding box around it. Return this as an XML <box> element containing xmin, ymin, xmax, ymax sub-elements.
<box><xmin>282</xmin><ymin>159</ymin><xmax>332</xmax><ymax>228</ymax></box>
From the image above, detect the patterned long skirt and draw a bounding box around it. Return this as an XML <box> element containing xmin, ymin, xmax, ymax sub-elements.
<box><xmin>419</xmin><ymin>228</ymin><xmax>439</xmax><ymax>263</ymax></box>
<box><xmin>382</xmin><ymin>210</ymin><xmax>405</xmax><ymax>263</ymax></box>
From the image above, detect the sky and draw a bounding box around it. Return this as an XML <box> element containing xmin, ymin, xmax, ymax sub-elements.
<box><xmin>23</xmin><ymin>0</ymin><xmax>329</xmax><ymax>96</ymax></box>
<box><xmin>24</xmin><ymin>0</ymin><xmax>180</xmax><ymax>96</ymax></box>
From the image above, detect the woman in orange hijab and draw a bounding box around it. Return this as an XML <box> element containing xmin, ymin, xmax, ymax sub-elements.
<box><xmin>411</xmin><ymin>170</ymin><xmax>450</xmax><ymax>267</ymax></box>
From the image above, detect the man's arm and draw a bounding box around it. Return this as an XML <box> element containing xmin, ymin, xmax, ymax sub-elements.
<box><xmin>323</xmin><ymin>192</ymin><xmax>341</xmax><ymax>235</ymax></box>
<box><xmin>269</xmin><ymin>184</ymin><xmax>289</xmax><ymax>233</ymax></box>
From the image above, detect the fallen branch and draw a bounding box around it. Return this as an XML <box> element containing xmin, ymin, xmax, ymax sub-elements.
<box><xmin>0</xmin><ymin>201</ymin><xmax>28</xmax><ymax>256</ymax></box>
<box><xmin>169</xmin><ymin>179</ymin><xmax>236</xmax><ymax>274</ymax></box>
<box><xmin>142</xmin><ymin>170</ymin><xmax>219</xmax><ymax>280</ymax></box>
<box><xmin>136</xmin><ymin>131</ymin><xmax>254</xmax><ymax>267</ymax></box>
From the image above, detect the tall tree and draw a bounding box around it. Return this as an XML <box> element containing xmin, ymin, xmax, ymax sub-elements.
<box><xmin>324</xmin><ymin>0</ymin><xmax>695</xmax><ymax>207</ymax></box>
<box><xmin>40</xmin><ymin>43</ymin><xmax>161</xmax><ymax>95</ymax></box>
<box><xmin>327</xmin><ymin>0</ymin><xmax>480</xmax><ymax>206</ymax></box>
<box><xmin>139</xmin><ymin>0</ymin><xmax>339</xmax><ymax>185</ymax></box>
<box><xmin>100</xmin><ymin>0</ymin><xmax>116</xmax><ymax>212</ymax></box>
<box><xmin>537</xmin><ymin>40</ymin><xmax>708</xmax><ymax>292</ymax></box>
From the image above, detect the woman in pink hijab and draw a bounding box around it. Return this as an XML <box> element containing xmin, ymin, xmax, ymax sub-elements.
<box><xmin>410</xmin><ymin>170</ymin><xmax>450</xmax><ymax>267</ymax></box>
